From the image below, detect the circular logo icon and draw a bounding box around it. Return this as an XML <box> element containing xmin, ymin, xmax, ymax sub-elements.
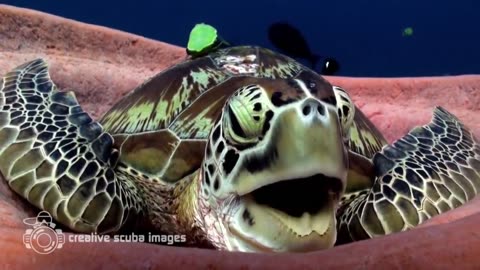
<box><xmin>28</xmin><ymin>226</ymin><xmax>62</xmax><ymax>254</ymax></box>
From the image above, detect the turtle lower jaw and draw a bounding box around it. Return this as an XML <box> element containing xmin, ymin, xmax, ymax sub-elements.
<box><xmin>227</xmin><ymin>189</ymin><xmax>338</xmax><ymax>252</ymax></box>
<box><xmin>248</xmin><ymin>173</ymin><xmax>342</xmax><ymax>238</ymax></box>
<box><xmin>222</xmin><ymin>173</ymin><xmax>343</xmax><ymax>252</ymax></box>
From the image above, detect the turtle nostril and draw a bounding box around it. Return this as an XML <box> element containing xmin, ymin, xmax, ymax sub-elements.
<box><xmin>317</xmin><ymin>103</ymin><xmax>325</xmax><ymax>116</ymax></box>
<box><xmin>302</xmin><ymin>99</ymin><xmax>327</xmax><ymax>119</ymax></box>
<box><xmin>302</xmin><ymin>105</ymin><xmax>312</xmax><ymax>116</ymax></box>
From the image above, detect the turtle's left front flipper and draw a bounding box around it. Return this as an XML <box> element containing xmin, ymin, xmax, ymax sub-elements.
<box><xmin>337</xmin><ymin>106</ymin><xmax>480</xmax><ymax>244</ymax></box>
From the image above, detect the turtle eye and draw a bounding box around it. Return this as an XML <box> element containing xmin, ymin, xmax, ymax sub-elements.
<box><xmin>227</xmin><ymin>105</ymin><xmax>249</xmax><ymax>138</ymax></box>
<box><xmin>224</xmin><ymin>103</ymin><xmax>264</xmax><ymax>145</ymax></box>
<box><xmin>332</xmin><ymin>86</ymin><xmax>355</xmax><ymax>134</ymax></box>
<box><xmin>223</xmin><ymin>85</ymin><xmax>269</xmax><ymax>146</ymax></box>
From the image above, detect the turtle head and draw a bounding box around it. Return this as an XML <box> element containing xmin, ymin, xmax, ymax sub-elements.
<box><xmin>198</xmin><ymin>76</ymin><xmax>355</xmax><ymax>252</ymax></box>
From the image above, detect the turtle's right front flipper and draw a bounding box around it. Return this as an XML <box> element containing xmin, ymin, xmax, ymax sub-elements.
<box><xmin>0</xmin><ymin>59</ymin><xmax>145</xmax><ymax>234</ymax></box>
<box><xmin>337</xmin><ymin>106</ymin><xmax>480</xmax><ymax>244</ymax></box>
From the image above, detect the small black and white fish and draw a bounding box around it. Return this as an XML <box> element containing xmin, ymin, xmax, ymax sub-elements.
<box><xmin>268</xmin><ymin>22</ymin><xmax>340</xmax><ymax>75</ymax></box>
<box><xmin>322</xmin><ymin>58</ymin><xmax>340</xmax><ymax>75</ymax></box>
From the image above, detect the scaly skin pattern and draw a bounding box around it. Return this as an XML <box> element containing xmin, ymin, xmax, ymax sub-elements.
<box><xmin>0</xmin><ymin>58</ymin><xmax>211</xmax><ymax>245</ymax></box>
<box><xmin>337</xmin><ymin>107</ymin><xmax>480</xmax><ymax>244</ymax></box>
<box><xmin>0</xmin><ymin>59</ymin><xmax>145</xmax><ymax>234</ymax></box>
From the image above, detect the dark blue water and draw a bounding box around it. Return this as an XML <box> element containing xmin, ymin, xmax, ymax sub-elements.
<box><xmin>4</xmin><ymin>0</ymin><xmax>480</xmax><ymax>77</ymax></box>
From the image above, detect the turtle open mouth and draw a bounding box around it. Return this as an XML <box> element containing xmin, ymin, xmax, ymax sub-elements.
<box><xmin>250</xmin><ymin>173</ymin><xmax>344</xmax><ymax>217</ymax></box>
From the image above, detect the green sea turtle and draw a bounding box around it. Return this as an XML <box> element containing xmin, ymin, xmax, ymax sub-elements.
<box><xmin>0</xmin><ymin>45</ymin><xmax>479</xmax><ymax>252</ymax></box>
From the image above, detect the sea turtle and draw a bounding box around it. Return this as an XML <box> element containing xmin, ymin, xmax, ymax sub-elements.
<box><xmin>0</xmin><ymin>46</ymin><xmax>479</xmax><ymax>253</ymax></box>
